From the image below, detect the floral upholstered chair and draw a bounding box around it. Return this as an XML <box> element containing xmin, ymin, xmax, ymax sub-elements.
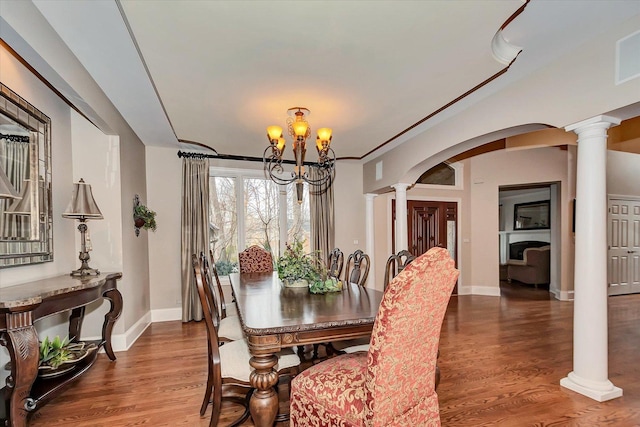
<box><xmin>290</xmin><ymin>247</ymin><xmax>459</xmax><ymax>426</ymax></box>
<box><xmin>238</xmin><ymin>245</ymin><xmax>273</xmax><ymax>273</ymax></box>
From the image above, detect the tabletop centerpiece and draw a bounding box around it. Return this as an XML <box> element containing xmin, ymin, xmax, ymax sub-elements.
<box><xmin>277</xmin><ymin>239</ymin><xmax>342</xmax><ymax>294</ymax></box>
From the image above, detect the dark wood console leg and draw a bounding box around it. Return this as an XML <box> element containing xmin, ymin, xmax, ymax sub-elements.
<box><xmin>1</xmin><ymin>312</ymin><xmax>40</xmax><ymax>427</ymax></box>
<box><xmin>68</xmin><ymin>306</ymin><xmax>85</xmax><ymax>342</ymax></box>
<box><xmin>101</xmin><ymin>288</ymin><xmax>123</xmax><ymax>361</ymax></box>
<box><xmin>248</xmin><ymin>353</ymin><xmax>279</xmax><ymax>427</ymax></box>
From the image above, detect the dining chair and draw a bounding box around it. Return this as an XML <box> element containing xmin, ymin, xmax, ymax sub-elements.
<box><xmin>199</xmin><ymin>253</ymin><xmax>244</xmax><ymax>342</ymax></box>
<box><xmin>193</xmin><ymin>255</ymin><xmax>301</xmax><ymax>425</ymax></box>
<box><xmin>238</xmin><ymin>245</ymin><xmax>273</xmax><ymax>273</ymax></box>
<box><xmin>327</xmin><ymin>248</ymin><xmax>344</xmax><ymax>279</ymax></box>
<box><xmin>343</xmin><ymin>249</ymin><xmax>370</xmax><ymax>286</ymax></box>
<box><xmin>290</xmin><ymin>247</ymin><xmax>459</xmax><ymax>426</ymax></box>
<box><xmin>208</xmin><ymin>249</ymin><xmax>237</xmax><ymax>318</ymax></box>
<box><xmin>383</xmin><ymin>249</ymin><xmax>417</xmax><ymax>290</ymax></box>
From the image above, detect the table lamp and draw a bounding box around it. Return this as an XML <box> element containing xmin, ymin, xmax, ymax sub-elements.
<box><xmin>62</xmin><ymin>178</ymin><xmax>103</xmax><ymax>276</ymax></box>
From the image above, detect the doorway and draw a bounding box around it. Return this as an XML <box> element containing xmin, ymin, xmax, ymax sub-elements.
<box><xmin>392</xmin><ymin>199</ymin><xmax>458</xmax><ymax>292</ymax></box>
<box><xmin>608</xmin><ymin>197</ymin><xmax>640</xmax><ymax>295</ymax></box>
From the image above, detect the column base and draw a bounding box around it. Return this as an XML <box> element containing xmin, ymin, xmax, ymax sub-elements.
<box><xmin>560</xmin><ymin>372</ymin><xmax>622</xmax><ymax>402</ymax></box>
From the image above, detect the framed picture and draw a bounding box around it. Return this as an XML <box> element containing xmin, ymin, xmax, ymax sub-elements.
<box><xmin>513</xmin><ymin>200</ymin><xmax>550</xmax><ymax>230</ymax></box>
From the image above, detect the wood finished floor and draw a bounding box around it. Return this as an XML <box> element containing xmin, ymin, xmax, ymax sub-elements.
<box><xmin>28</xmin><ymin>283</ymin><xmax>640</xmax><ymax>426</ymax></box>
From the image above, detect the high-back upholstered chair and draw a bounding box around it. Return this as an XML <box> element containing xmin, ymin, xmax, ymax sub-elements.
<box><xmin>290</xmin><ymin>247</ymin><xmax>459</xmax><ymax>426</ymax></box>
<box><xmin>238</xmin><ymin>245</ymin><xmax>273</xmax><ymax>273</ymax></box>
<box><xmin>344</xmin><ymin>249</ymin><xmax>370</xmax><ymax>286</ymax></box>
<box><xmin>383</xmin><ymin>249</ymin><xmax>417</xmax><ymax>290</ymax></box>
<box><xmin>193</xmin><ymin>255</ymin><xmax>301</xmax><ymax>425</ymax></box>
<box><xmin>328</xmin><ymin>247</ymin><xmax>345</xmax><ymax>279</ymax></box>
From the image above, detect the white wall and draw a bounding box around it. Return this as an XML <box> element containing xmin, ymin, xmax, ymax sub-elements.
<box><xmin>608</xmin><ymin>150</ymin><xmax>640</xmax><ymax>196</ymax></box>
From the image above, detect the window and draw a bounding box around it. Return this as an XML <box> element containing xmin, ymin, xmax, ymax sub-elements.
<box><xmin>209</xmin><ymin>169</ymin><xmax>310</xmax><ymax>275</ymax></box>
<box><xmin>416</xmin><ymin>163</ymin><xmax>455</xmax><ymax>185</ymax></box>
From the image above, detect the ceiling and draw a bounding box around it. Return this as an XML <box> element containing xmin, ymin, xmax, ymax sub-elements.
<box><xmin>28</xmin><ymin>0</ymin><xmax>640</xmax><ymax>162</ymax></box>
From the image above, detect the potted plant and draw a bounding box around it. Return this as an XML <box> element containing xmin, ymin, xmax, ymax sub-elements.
<box><xmin>276</xmin><ymin>239</ymin><xmax>342</xmax><ymax>293</ymax></box>
<box><xmin>133</xmin><ymin>203</ymin><xmax>157</xmax><ymax>232</ymax></box>
<box><xmin>277</xmin><ymin>239</ymin><xmax>321</xmax><ymax>288</ymax></box>
<box><xmin>39</xmin><ymin>335</ymin><xmax>97</xmax><ymax>376</ymax></box>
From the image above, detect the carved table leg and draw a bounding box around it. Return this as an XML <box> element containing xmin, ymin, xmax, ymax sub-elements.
<box><xmin>102</xmin><ymin>288</ymin><xmax>123</xmax><ymax>361</ymax></box>
<box><xmin>68</xmin><ymin>306</ymin><xmax>85</xmax><ymax>342</ymax></box>
<box><xmin>249</xmin><ymin>353</ymin><xmax>279</xmax><ymax>427</ymax></box>
<box><xmin>1</xmin><ymin>312</ymin><xmax>40</xmax><ymax>427</ymax></box>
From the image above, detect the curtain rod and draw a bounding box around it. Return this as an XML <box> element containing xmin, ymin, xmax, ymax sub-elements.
<box><xmin>0</xmin><ymin>133</ymin><xmax>29</xmax><ymax>143</ymax></box>
<box><xmin>177</xmin><ymin>150</ymin><xmax>325</xmax><ymax>166</ymax></box>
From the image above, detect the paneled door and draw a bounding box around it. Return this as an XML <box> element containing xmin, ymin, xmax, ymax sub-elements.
<box><xmin>392</xmin><ymin>200</ymin><xmax>458</xmax><ymax>292</ymax></box>
<box><xmin>608</xmin><ymin>198</ymin><xmax>640</xmax><ymax>295</ymax></box>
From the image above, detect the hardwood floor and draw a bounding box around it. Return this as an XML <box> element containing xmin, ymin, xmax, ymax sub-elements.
<box><xmin>28</xmin><ymin>284</ymin><xmax>640</xmax><ymax>426</ymax></box>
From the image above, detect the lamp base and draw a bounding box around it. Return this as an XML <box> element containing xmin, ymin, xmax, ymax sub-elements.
<box><xmin>70</xmin><ymin>266</ymin><xmax>100</xmax><ymax>277</ymax></box>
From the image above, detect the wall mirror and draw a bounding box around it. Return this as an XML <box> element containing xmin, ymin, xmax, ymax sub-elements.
<box><xmin>0</xmin><ymin>83</ymin><xmax>53</xmax><ymax>268</ymax></box>
<box><xmin>513</xmin><ymin>200</ymin><xmax>550</xmax><ymax>230</ymax></box>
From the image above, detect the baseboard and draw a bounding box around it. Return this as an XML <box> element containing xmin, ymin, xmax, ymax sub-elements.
<box><xmin>457</xmin><ymin>285</ymin><xmax>501</xmax><ymax>297</ymax></box>
<box><xmin>151</xmin><ymin>307</ymin><xmax>182</xmax><ymax>323</ymax></box>
<box><xmin>83</xmin><ymin>311</ymin><xmax>152</xmax><ymax>352</ymax></box>
<box><xmin>555</xmin><ymin>289</ymin><xmax>574</xmax><ymax>301</ymax></box>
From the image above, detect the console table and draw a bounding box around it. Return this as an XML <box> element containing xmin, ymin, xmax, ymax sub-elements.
<box><xmin>0</xmin><ymin>272</ymin><xmax>123</xmax><ymax>427</ymax></box>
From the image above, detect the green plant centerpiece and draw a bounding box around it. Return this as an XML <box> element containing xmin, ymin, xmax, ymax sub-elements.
<box><xmin>276</xmin><ymin>239</ymin><xmax>342</xmax><ymax>293</ymax></box>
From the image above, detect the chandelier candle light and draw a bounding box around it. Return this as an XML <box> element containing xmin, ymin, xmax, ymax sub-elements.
<box><xmin>264</xmin><ymin>107</ymin><xmax>336</xmax><ymax>203</ymax></box>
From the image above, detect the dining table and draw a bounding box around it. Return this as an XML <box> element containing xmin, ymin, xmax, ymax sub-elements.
<box><xmin>228</xmin><ymin>271</ymin><xmax>384</xmax><ymax>427</ymax></box>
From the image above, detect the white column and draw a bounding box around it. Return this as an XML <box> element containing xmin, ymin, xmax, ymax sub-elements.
<box><xmin>560</xmin><ymin>115</ymin><xmax>622</xmax><ymax>402</ymax></box>
<box><xmin>365</xmin><ymin>193</ymin><xmax>377</xmax><ymax>289</ymax></box>
<box><xmin>391</xmin><ymin>183</ymin><xmax>410</xmax><ymax>252</ymax></box>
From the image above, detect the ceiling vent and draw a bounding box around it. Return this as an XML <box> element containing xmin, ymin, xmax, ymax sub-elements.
<box><xmin>616</xmin><ymin>30</ymin><xmax>640</xmax><ymax>85</ymax></box>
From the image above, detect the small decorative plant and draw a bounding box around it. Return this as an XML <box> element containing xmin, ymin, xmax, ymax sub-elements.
<box><xmin>39</xmin><ymin>335</ymin><xmax>81</xmax><ymax>369</ymax></box>
<box><xmin>133</xmin><ymin>203</ymin><xmax>157</xmax><ymax>232</ymax></box>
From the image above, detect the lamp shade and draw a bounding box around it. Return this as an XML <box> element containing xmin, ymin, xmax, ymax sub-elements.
<box><xmin>0</xmin><ymin>165</ymin><xmax>20</xmax><ymax>200</ymax></box>
<box><xmin>62</xmin><ymin>178</ymin><xmax>103</xmax><ymax>220</ymax></box>
<box><xmin>5</xmin><ymin>179</ymin><xmax>37</xmax><ymax>215</ymax></box>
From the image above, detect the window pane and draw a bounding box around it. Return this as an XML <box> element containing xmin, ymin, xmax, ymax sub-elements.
<box><xmin>417</xmin><ymin>163</ymin><xmax>455</xmax><ymax>185</ymax></box>
<box><xmin>287</xmin><ymin>182</ymin><xmax>311</xmax><ymax>253</ymax></box>
<box><xmin>244</xmin><ymin>178</ymin><xmax>279</xmax><ymax>259</ymax></box>
<box><xmin>209</xmin><ymin>176</ymin><xmax>238</xmax><ymax>276</ymax></box>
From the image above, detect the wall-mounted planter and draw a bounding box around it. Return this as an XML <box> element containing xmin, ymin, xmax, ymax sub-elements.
<box><xmin>133</xmin><ymin>194</ymin><xmax>157</xmax><ymax>237</ymax></box>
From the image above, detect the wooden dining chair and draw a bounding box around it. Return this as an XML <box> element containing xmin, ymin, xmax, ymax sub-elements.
<box><xmin>343</xmin><ymin>249</ymin><xmax>370</xmax><ymax>286</ymax></box>
<box><xmin>327</xmin><ymin>248</ymin><xmax>344</xmax><ymax>279</ymax></box>
<box><xmin>238</xmin><ymin>245</ymin><xmax>273</xmax><ymax>273</ymax></box>
<box><xmin>208</xmin><ymin>250</ymin><xmax>237</xmax><ymax>318</ymax></box>
<box><xmin>383</xmin><ymin>249</ymin><xmax>417</xmax><ymax>290</ymax></box>
<box><xmin>199</xmin><ymin>253</ymin><xmax>244</xmax><ymax>342</ymax></box>
<box><xmin>290</xmin><ymin>247</ymin><xmax>459</xmax><ymax>426</ymax></box>
<box><xmin>193</xmin><ymin>255</ymin><xmax>301</xmax><ymax>425</ymax></box>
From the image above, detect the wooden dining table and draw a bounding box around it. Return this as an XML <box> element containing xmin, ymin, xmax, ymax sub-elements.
<box><xmin>229</xmin><ymin>272</ymin><xmax>384</xmax><ymax>427</ymax></box>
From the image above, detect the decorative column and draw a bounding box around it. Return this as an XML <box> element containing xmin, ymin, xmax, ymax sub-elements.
<box><xmin>365</xmin><ymin>193</ymin><xmax>377</xmax><ymax>289</ymax></box>
<box><xmin>391</xmin><ymin>183</ymin><xmax>410</xmax><ymax>252</ymax></box>
<box><xmin>561</xmin><ymin>115</ymin><xmax>622</xmax><ymax>402</ymax></box>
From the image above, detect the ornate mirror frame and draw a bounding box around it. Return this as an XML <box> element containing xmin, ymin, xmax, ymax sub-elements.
<box><xmin>0</xmin><ymin>82</ymin><xmax>53</xmax><ymax>267</ymax></box>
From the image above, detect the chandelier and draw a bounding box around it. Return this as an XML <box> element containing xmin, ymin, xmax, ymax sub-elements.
<box><xmin>264</xmin><ymin>107</ymin><xmax>336</xmax><ymax>203</ymax></box>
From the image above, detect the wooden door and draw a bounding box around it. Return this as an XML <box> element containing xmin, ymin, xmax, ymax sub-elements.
<box><xmin>392</xmin><ymin>200</ymin><xmax>458</xmax><ymax>292</ymax></box>
<box><xmin>608</xmin><ymin>198</ymin><xmax>640</xmax><ymax>295</ymax></box>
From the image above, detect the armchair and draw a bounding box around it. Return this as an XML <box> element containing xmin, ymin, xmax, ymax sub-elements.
<box><xmin>507</xmin><ymin>245</ymin><xmax>550</xmax><ymax>287</ymax></box>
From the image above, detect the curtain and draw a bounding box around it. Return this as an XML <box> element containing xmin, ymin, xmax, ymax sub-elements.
<box><xmin>309</xmin><ymin>166</ymin><xmax>335</xmax><ymax>266</ymax></box>
<box><xmin>181</xmin><ymin>157</ymin><xmax>210</xmax><ymax>322</ymax></box>
<box><xmin>0</xmin><ymin>137</ymin><xmax>30</xmax><ymax>238</ymax></box>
